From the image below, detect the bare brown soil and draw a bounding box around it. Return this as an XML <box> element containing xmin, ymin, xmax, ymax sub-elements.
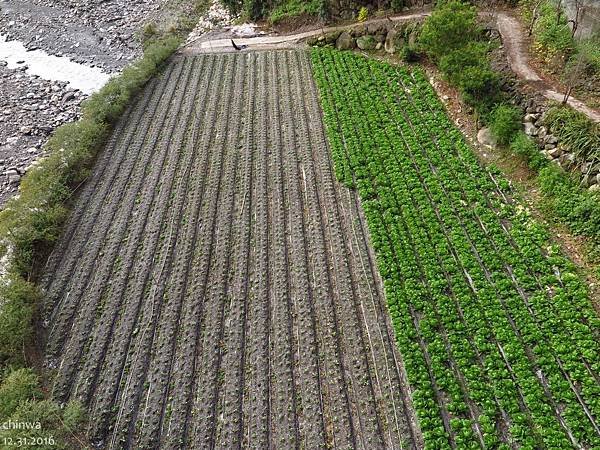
<box><xmin>40</xmin><ymin>50</ymin><xmax>418</xmax><ymax>449</ymax></box>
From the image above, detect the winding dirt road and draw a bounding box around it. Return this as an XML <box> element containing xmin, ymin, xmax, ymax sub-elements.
<box><xmin>496</xmin><ymin>13</ymin><xmax>600</xmax><ymax>122</ymax></box>
<box><xmin>184</xmin><ymin>9</ymin><xmax>600</xmax><ymax>122</ymax></box>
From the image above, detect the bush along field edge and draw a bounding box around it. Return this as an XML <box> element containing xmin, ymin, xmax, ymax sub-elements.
<box><xmin>311</xmin><ymin>46</ymin><xmax>600</xmax><ymax>449</ymax></box>
<box><xmin>0</xmin><ymin>3</ymin><xmax>209</xmax><ymax>445</ymax></box>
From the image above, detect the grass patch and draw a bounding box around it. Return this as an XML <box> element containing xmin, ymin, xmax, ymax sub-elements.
<box><xmin>269</xmin><ymin>0</ymin><xmax>324</xmax><ymax>24</ymax></box>
<box><xmin>543</xmin><ymin>105</ymin><xmax>600</xmax><ymax>163</ymax></box>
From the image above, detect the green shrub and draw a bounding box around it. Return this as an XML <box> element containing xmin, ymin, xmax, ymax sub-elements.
<box><xmin>510</xmin><ymin>132</ymin><xmax>547</xmax><ymax>170</ymax></box>
<box><xmin>576</xmin><ymin>35</ymin><xmax>600</xmax><ymax>73</ymax></box>
<box><xmin>140</xmin><ymin>22</ymin><xmax>158</xmax><ymax>44</ymax></box>
<box><xmin>533</xmin><ymin>1</ymin><xmax>574</xmax><ymax>58</ymax></box>
<box><xmin>391</xmin><ymin>0</ymin><xmax>404</xmax><ymax>12</ymax></box>
<box><xmin>269</xmin><ymin>0</ymin><xmax>322</xmax><ymax>24</ymax></box>
<box><xmin>0</xmin><ymin>278</ymin><xmax>40</xmax><ymax>367</ymax></box>
<box><xmin>438</xmin><ymin>41</ymin><xmax>491</xmax><ymax>81</ymax></box>
<box><xmin>506</xmin><ymin>130</ymin><xmax>600</xmax><ymax>264</ymax></box>
<box><xmin>399</xmin><ymin>45</ymin><xmax>420</xmax><ymax>62</ymax></box>
<box><xmin>438</xmin><ymin>40</ymin><xmax>500</xmax><ymax>113</ymax></box>
<box><xmin>544</xmin><ymin>106</ymin><xmax>600</xmax><ymax>162</ymax></box>
<box><xmin>489</xmin><ymin>103</ymin><xmax>522</xmax><ymax>146</ymax></box>
<box><xmin>423</xmin><ymin>2</ymin><xmax>499</xmax><ymax>114</ymax></box>
<box><xmin>0</xmin><ymin>369</ymin><xmax>42</xmax><ymax>419</ymax></box>
<box><xmin>539</xmin><ymin>165</ymin><xmax>600</xmax><ymax>258</ymax></box>
<box><xmin>419</xmin><ymin>0</ymin><xmax>480</xmax><ymax>61</ymax></box>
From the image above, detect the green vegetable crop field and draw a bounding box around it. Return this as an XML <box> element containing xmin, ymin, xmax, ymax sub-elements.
<box><xmin>312</xmin><ymin>48</ymin><xmax>600</xmax><ymax>449</ymax></box>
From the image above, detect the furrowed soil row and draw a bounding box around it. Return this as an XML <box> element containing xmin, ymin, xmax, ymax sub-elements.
<box><xmin>189</xmin><ymin>53</ymin><xmax>246</xmax><ymax>450</ymax></box>
<box><xmin>53</xmin><ymin>58</ymin><xmax>204</xmax><ymax>405</ymax></box>
<box><xmin>214</xmin><ymin>52</ymin><xmax>257</xmax><ymax>450</ymax></box>
<box><xmin>275</xmin><ymin>53</ymin><xmax>328</xmax><ymax>450</ymax></box>
<box><xmin>74</xmin><ymin>55</ymin><xmax>219</xmax><ymax>412</ymax></box>
<box><xmin>303</xmin><ymin>51</ymin><xmax>418</xmax><ymax>449</ymax></box>
<box><xmin>161</xmin><ymin>53</ymin><xmax>231</xmax><ymax>448</ymax></box>
<box><xmin>43</xmin><ymin>50</ymin><xmax>418</xmax><ymax>449</ymax></box>
<box><xmin>293</xmin><ymin>50</ymin><xmax>389</xmax><ymax>449</ymax></box>
<box><xmin>240</xmin><ymin>51</ymin><xmax>271</xmax><ymax>449</ymax></box>
<box><xmin>45</xmin><ymin>59</ymin><xmax>189</xmax><ymax>360</ymax></box>
<box><xmin>130</xmin><ymin>56</ymin><xmax>214</xmax><ymax>449</ymax></box>
<box><xmin>264</xmin><ymin>51</ymin><xmax>300</xmax><ymax>450</ymax></box>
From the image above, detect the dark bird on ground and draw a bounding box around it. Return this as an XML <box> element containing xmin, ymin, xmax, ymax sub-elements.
<box><xmin>231</xmin><ymin>39</ymin><xmax>248</xmax><ymax>51</ymax></box>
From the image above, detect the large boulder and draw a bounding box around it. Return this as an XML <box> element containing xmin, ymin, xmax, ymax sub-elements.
<box><xmin>324</xmin><ymin>31</ymin><xmax>342</xmax><ymax>45</ymax></box>
<box><xmin>356</xmin><ymin>35</ymin><xmax>377</xmax><ymax>50</ymax></box>
<box><xmin>477</xmin><ymin>127</ymin><xmax>497</xmax><ymax>148</ymax></box>
<box><xmin>336</xmin><ymin>31</ymin><xmax>355</xmax><ymax>50</ymax></box>
<box><xmin>367</xmin><ymin>22</ymin><xmax>387</xmax><ymax>35</ymax></box>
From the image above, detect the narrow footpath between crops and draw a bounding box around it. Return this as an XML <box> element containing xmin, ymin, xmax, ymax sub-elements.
<box><xmin>183</xmin><ymin>9</ymin><xmax>600</xmax><ymax>123</ymax></box>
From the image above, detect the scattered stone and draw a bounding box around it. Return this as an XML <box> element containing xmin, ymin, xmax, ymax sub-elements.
<box><xmin>582</xmin><ymin>174</ymin><xmax>595</xmax><ymax>187</ymax></box>
<box><xmin>356</xmin><ymin>35</ymin><xmax>378</xmax><ymax>50</ymax></box>
<box><xmin>589</xmin><ymin>184</ymin><xmax>600</xmax><ymax>193</ymax></box>
<box><xmin>61</xmin><ymin>91</ymin><xmax>76</xmax><ymax>103</ymax></box>
<box><xmin>537</xmin><ymin>126</ymin><xmax>547</xmax><ymax>139</ymax></box>
<box><xmin>384</xmin><ymin>28</ymin><xmax>405</xmax><ymax>54</ymax></box>
<box><xmin>559</xmin><ymin>153</ymin><xmax>576</xmax><ymax>169</ymax></box>
<box><xmin>523</xmin><ymin>122</ymin><xmax>537</xmax><ymax>136</ymax></box>
<box><xmin>4</xmin><ymin>169</ymin><xmax>21</xmax><ymax>184</ymax></box>
<box><xmin>336</xmin><ymin>32</ymin><xmax>355</xmax><ymax>50</ymax></box>
<box><xmin>547</xmin><ymin>146</ymin><xmax>562</xmax><ymax>158</ymax></box>
<box><xmin>524</xmin><ymin>113</ymin><xmax>539</xmax><ymax>122</ymax></box>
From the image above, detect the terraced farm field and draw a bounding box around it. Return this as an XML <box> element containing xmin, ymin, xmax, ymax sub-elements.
<box><xmin>40</xmin><ymin>50</ymin><xmax>419</xmax><ymax>449</ymax></box>
<box><xmin>313</xmin><ymin>48</ymin><xmax>600</xmax><ymax>449</ymax></box>
<box><xmin>40</xmin><ymin>46</ymin><xmax>600</xmax><ymax>450</ymax></box>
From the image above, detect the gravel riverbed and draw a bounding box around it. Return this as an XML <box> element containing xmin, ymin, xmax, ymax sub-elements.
<box><xmin>0</xmin><ymin>0</ymin><xmax>167</xmax><ymax>206</ymax></box>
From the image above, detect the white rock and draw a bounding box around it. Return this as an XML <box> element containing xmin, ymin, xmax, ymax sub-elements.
<box><xmin>477</xmin><ymin>127</ymin><xmax>497</xmax><ymax>147</ymax></box>
<box><xmin>547</xmin><ymin>147</ymin><xmax>562</xmax><ymax>158</ymax></box>
<box><xmin>523</xmin><ymin>122</ymin><xmax>537</xmax><ymax>136</ymax></box>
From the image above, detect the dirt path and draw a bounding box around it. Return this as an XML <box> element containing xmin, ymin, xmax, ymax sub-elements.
<box><xmin>496</xmin><ymin>12</ymin><xmax>600</xmax><ymax>122</ymax></box>
<box><xmin>181</xmin><ymin>11</ymin><xmax>430</xmax><ymax>53</ymax></box>
<box><xmin>184</xmin><ymin>9</ymin><xmax>600</xmax><ymax>123</ymax></box>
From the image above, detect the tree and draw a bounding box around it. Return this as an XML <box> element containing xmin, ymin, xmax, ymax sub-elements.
<box><xmin>562</xmin><ymin>46</ymin><xmax>594</xmax><ymax>103</ymax></box>
<box><xmin>418</xmin><ymin>1</ymin><xmax>480</xmax><ymax>61</ymax></box>
<box><xmin>527</xmin><ymin>0</ymin><xmax>545</xmax><ymax>36</ymax></box>
<box><xmin>568</xmin><ymin>0</ymin><xmax>590</xmax><ymax>38</ymax></box>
